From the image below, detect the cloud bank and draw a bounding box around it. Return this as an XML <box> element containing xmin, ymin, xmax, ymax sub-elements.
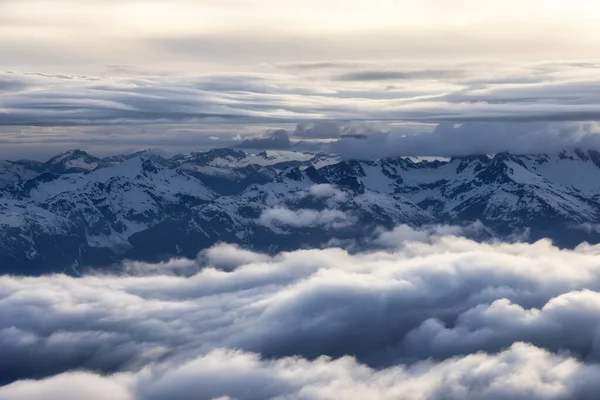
<box><xmin>4</xmin><ymin>61</ymin><xmax>600</xmax><ymax>159</ymax></box>
<box><xmin>4</xmin><ymin>344</ymin><xmax>600</xmax><ymax>400</ymax></box>
<box><xmin>2</xmin><ymin>226</ymin><xmax>600</xmax><ymax>398</ymax></box>
<box><xmin>5</xmin><ymin>62</ymin><xmax>600</xmax><ymax>127</ymax></box>
<box><xmin>330</xmin><ymin>121</ymin><xmax>600</xmax><ymax>158</ymax></box>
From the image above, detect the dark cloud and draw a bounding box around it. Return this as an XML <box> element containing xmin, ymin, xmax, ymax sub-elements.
<box><xmin>3</xmin><ymin>61</ymin><xmax>600</xmax><ymax>157</ymax></box>
<box><xmin>3</xmin><ymin>62</ymin><xmax>600</xmax><ymax>128</ymax></box>
<box><xmin>330</xmin><ymin>121</ymin><xmax>600</xmax><ymax>158</ymax></box>
<box><xmin>290</xmin><ymin>121</ymin><xmax>381</xmax><ymax>139</ymax></box>
<box><xmin>293</xmin><ymin>121</ymin><xmax>343</xmax><ymax>139</ymax></box>
<box><xmin>235</xmin><ymin>129</ymin><xmax>291</xmax><ymax>149</ymax></box>
<box><xmin>341</xmin><ymin>133</ymin><xmax>367</xmax><ymax>139</ymax></box>
<box><xmin>0</xmin><ymin>76</ymin><xmax>29</xmax><ymax>93</ymax></box>
<box><xmin>0</xmin><ymin>72</ymin><xmax>294</xmax><ymax>126</ymax></box>
<box><xmin>335</xmin><ymin>69</ymin><xmax>464</xmax><ymax>81</ymax></box>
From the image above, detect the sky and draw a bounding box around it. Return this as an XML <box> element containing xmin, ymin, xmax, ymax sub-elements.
<box><xmin>5</xmin><ymin>4</ymin><xmax>600</xmax><ymax>396</ymax></box>
<box><xmin>2</xmin><ymin>0</ymin><xmax>600</xmax><ymax>159</ymax></box>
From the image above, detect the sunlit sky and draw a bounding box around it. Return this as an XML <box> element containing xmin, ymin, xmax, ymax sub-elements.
<box><xmin>2</xmin><ymin>0</ymin><xmax>600</xmax><ymax>72</ymax></box>
<box><xmin>2</xmin><ymin>0</ymin><xmax>600</xmax><ymax>159</ymax></box>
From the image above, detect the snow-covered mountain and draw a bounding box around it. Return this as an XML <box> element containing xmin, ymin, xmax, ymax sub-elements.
<box><xmin>2</xmin><ymin>147</ymin><xmax>600</xmax><ymax>275</ymax></box>
<box><xmin>0</xmin><ymin>160</ymin><xmax>40</xmax><ymax>189</ymax></box>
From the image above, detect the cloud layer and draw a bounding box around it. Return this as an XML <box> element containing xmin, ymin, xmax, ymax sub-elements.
<box><xmin>2</xmin><ymin>226</ymin><xmax>600</xmax><ymax>398</ymax></box>
<box><xmin>4</xmin><ymin>344</ymin><xmax>600</xmax><ymax>400</ymax></box>
<box><xmin>5</xmin><ymin>62</ymin><xmax>600</xmax><ymax>127</ymax></box>
<box><xmin>4</xmin><ymin>61</ymin><xmax>600</xmax><ymax>159</ymax></box>
<box><xmin>330</xmin><ymin>121</ymin><xmax>600</xmax><ymax>158</ymax></box>
<box><xmin>3</xmin><ymin>1</ymin><xmax>600</xmax><ymax>160</ymax></box>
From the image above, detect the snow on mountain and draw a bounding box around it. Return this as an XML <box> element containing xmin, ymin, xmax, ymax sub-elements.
<box><xmin>0</xmin><ymin>160</ymin><xmax>39</xmax><ymax>188</ymax></box>
<box><xmin>44</xmin><ymin>149</ymin><xmax>103</xmax><ymax>173</ymax></box>
<box><xmin>0</xmin><ymin>155</ymin><xmax>216</xmax><ymax>272</ymax></box>
<box><xmin>518</xmin><ymin>150</ymin><xmax>600</xmax><ymax>197</ymax></box>
<box><xmin>175</xmin><ymin>148</ymin><xmax>340</xmax><ymax>169</ymax></box>
<box><xmin>170</xmin><ymin>148</ymin><xmax>340</xmax><ymax>196</ymax></box>
<box><xmin>3</xmin><ymin>147</ymin><xmax>600</xmax><ymax>274</ymax></box>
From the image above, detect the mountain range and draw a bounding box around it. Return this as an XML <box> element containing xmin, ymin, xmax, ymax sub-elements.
<box><xmin>2</xmin><ymin>147</ymin><xmax>600</xmax><ymax>275</ymax></box>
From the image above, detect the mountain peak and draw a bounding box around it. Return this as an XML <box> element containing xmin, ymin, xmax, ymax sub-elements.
<box><xmin>47</xmin><ymin>149</ymin><xmax>94</xmax><ymax>164</ymax></box>
<box><xmin>5</xmin><ymin>146</ymin><xmax>600</xmax><ymax>273</ymax></box>
<box><xmin>44</xmin><ymin>149</ymin><xmax>101</xmax><ymax>173</ymax></box>
<box><xmin>207</xmin><ymin>148</ymin><xmax>247</xmax><ymax>159</ymax></box>
<box><xmin>183</xmin><ymin>148</ymin><xmax>247</xmax><ymax>165</ymax></box>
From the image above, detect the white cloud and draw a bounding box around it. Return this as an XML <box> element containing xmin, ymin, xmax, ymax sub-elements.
<box><xmin>258</xmin><ymin>207</ymin><xmax>354</xmax><ymax>229</ymax></box>
<box><xmin>307</xmin><ymin>184</ymin><xmax>348</xmax><ymax>204</ymax></box>
<box><xmin>197</xmin><ymin>243</ymin><xmax>271</xmax><ymax>271</ymax></box>
<box><xmin>375</xmin><ymin>223</ymin><xmax>485</xmax><ymax>246</ymax></box>
<box><xmin>0</xmin><ymin>372</ymin><xmax>132</xmax><ymax>400</ymax></box>
<box><xmin>2</xmin><ymin>344</ymin><xmax>600</xmax><ymax>400</ymax></box>
<box><xmin>2</xmin><ymin>229</ymin><xmax>600</xmax><ymax>394</ymax></box>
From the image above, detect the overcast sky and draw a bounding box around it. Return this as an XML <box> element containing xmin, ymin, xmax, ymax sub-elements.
<box><xmin>2</xmin><ymin>0</ymin><xmax>600</xmax><ymax>159</ymax></box>
<box><xmin>3</xmin><ymin>0</ymin><xmax>600</xmax><ymax>72</ymax></box>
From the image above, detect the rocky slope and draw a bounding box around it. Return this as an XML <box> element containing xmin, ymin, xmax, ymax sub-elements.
<box><xmin>2</xmin><ymin>148</ymin><xmax>600</xmax><ymax>275</ymax></box>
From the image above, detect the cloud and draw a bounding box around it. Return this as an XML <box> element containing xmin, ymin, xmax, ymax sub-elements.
<box><xmin>307</xmin><ymin>184</ymin><xmax>348</xmax><ymax>203</ymax></box>
<box><xmin>330</xmin><ymin>121</ymin><xmax>600</xmax><ymax>158</ymax></box>
<box><xmin>292</xmin><ymin>121</ymin><xmax>344</xmax><ymax>139</ymax></box>
<box><xmin>3</xmin><ymin>227</ymin><xmax>600</xmax><ymax>392</ymax></box>
<box><xmin>335</xmin><ymin>69</ymin><xmax>465</xmax><ymax>81</ymax></box>
<box><xmin>4</xmin><ymin>61</ymin><xmax>600</xmax><ymax>157</ymax></box>
<box><xmin>197</xmin><ymin>244</ymin><xmax>271</xmax><ymax>271</ymax></box>
<box><xmin>3</xmin><ymin>344</ymin><xmax>600</xmax><ymax>400</ymax></box>
<box><xmin>235</xmin><ymin>129</ymin><xmax>291</xmax><ymax>150</ymax></box>
<box><xmin>0</xmin><ymin>372</ymin><xmax>132</xmax><ymax>400</ymax></box>
<box><xmin>258</xmin><ymin>207</ymin><xmax>353</xmax><ymax>229</ymax></box>
<box><xmin>403</xmin><ymin>290</ymin><xmax>600</xmax><ymax>361</ymax></box>
<box><xmin>3</xmin><ymin>61</ymin><xmax>600</xmax><ymax>127</ymax></box>
<box><xmin>375</xmin><ymin>222</ymin><xmax>490</xmax><ymax>247</ymax></box>
<box><xmin>0</xmin><ymin>122</ymin><xmax>276</xmax><ymax>161</ymax></box>
<box><xmin>0</xmin><ymin>76</ymin><xmax>29</xmax><ymax>93</ymax></box>
<box><xmin>290</xmin><ymin>121</ymin><xmax>381</xmax><ymax>140</ymax></box>
<box><xmin>122</xmin><ymin>257</ymin><xmax>199</xmax><ymax>276</ymax></box>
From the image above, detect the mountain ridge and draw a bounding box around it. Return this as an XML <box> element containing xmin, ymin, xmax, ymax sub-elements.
<box><xmin>2</xmin><ymin>147</ymin><xmax>600</xmax><ymax>275</ymax></box>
